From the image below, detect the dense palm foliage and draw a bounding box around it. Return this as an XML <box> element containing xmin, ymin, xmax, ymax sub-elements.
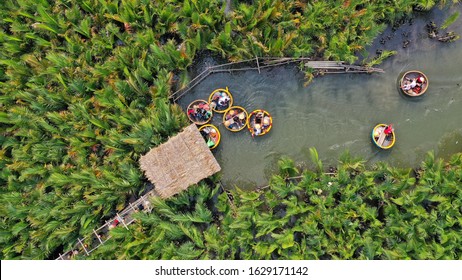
<box><xmin>88</xmin><ymin>152</ymin><xmax>462</xmax><ymax>260</ymax></box>
<box><xmin>0</xmin><ymin>0</ymin><xmax>458</xmax><ymax>259</ymax></box>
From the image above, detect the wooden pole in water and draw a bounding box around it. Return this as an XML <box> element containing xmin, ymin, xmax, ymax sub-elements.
<box><xmin>256</xmin><ymin>56</ymin><xmax>261</xmax><ymax>74</ymax></box>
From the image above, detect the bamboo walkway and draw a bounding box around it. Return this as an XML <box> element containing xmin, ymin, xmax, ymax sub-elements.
<box><xmin>170</xmin><ymin>57</ymin><xmax>384</xmax><ymax>102</ymax></box>
<box><xmin>305</xmin><ymin>61</ymin><xmax>384</xmax><ymax>73</ymax></box>
<box><xmin>56</xmin><ymin>190</ymin><xmax>157</xmax><ymax>260</ymax></box>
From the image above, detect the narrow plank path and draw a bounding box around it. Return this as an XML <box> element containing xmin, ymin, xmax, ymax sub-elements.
<box><xmin>56</xmin><ymin>190</ymin><xmax>157</xmax><ymax>260</ymax></box>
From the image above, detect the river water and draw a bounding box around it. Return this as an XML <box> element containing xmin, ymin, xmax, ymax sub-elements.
<box><xmin>178</xmin><ymin>7</ymin><xmax>462</xmax><ymax>189</ymax></box>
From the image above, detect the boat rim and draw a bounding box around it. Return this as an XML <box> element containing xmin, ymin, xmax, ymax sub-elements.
<box><xmin>399</xmin><ymin>70</ymin><xmax>429</xmax><ymax>97</ymax></box>
<box><xmin>199</xmin><ymin>124</ymin><xmax>221</xmax><ymax>150</ymax></box>
<box><xmin>371</xmin><ymin>123</ymin><xmax>396</xmax><ymax>150</ymax></box>
<box><xmin>208</xmin><ymin>87</ymin><xmax>234</xmax><ymax>113</ymax></box>
<box><xmin>247</xmin><ymin>109</ymin><xmax>273</xmax><ymax>136</ymax></box>
<box><xmin>187</xmin><ymin>99</ymin><xmax>213</xmax><ymax>125</ymax></box>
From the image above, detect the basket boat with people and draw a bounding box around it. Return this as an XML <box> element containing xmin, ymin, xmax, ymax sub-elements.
<box><xmin>209</xmin><ymin>87</ymin><xmax>233</xmax><ymax>113</ymax></box>
<box><xmin>399</xmin><ymin>70</ymin><xmax>428</xmax><ymax>97</ymax></box>
<box><xmin>187</xmin><ymin>99</ymin><xmax>213</xmax><ymax>125</ymax></box>
<box><xmin>199</xmin><ymin>124</ymin><xmax>221</xmax><ymax>150</ymax></box>
<box><xmin>247</xmin><ymin>109</ymin><xmax>272</xmax><ymax>137</ymax></box>
<box><xmin>223</xmin><ymin>106</ymin><xmax>248</xmax><ymax>132</ymax></box>
<box><xmin>372</xmin><ymin>124</ymin><xmax>395</xmax><ymax>149</ymax></box>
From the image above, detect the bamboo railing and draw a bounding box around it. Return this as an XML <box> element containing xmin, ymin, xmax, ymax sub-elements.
<box><xmin>169</xmin><ymin>57</ymin><xmax>384</xmax><ymax>102</ymax></box>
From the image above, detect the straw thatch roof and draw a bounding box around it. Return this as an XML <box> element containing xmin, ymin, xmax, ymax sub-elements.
<box><xmin>139</xmin><ymin>124</ymin><xmax>221</xmax><ymax>199</ymax></box>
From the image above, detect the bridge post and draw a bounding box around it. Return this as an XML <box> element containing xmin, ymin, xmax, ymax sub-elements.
<box><xmin>116</xmin><ymin>213</ymin><xmax>129</xmax><ymax>230</ymax></box>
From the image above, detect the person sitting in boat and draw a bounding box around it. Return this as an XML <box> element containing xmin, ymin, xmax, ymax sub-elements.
<box><xmin>227</xmin><ymin>109</ymin><xmax>236</xmax><ymax>118</ymax></box>
<box><xmin>197</xmin><ymin>107</ymin><xmax>211</xmax><ymax>121</ymax></box>
<box><xmin>218</xmin><ymin>95</ymin><xmax>230</xmax><ymax>107</ymax></box>
<box><xmin>384</xmin><ymin>124</ymin><xmax>393</xmax><ymax>140</ymax></box>
<box><xmin>187</xmin><ymin>108</ymin><xmax>196</xmax><ymax>119</ymax></box>
<box><xmin>262</xmin><ymin>116</ymin><xmax>271</xmax><ymax>129</ymax></box>
<box><xmin>233</xmin><ymin>115</ymin><xmax>240</xmax><ymax>125</ymax></box>
<box><xmin>224</xmin><ymin>119</ymin><xmax>234</xmax><ymax>129</ymax></box>
<box><xmin>232</xmin><ymin>112</ymin><xmax>245</xmax><ymax>128</ymax></box>
<box><xmin>402</xmin><ymin>78</ymin><xmax>417</xmax><ymax>91</ymax></box>
<box><xmin>412</xmin><ymin>76</ymin><xmax>426</xmax><ymax>94</ymax></box>
<box><xmin>195</xmin><ymin>108</ymin><xmax>204</xmax><ymax>120</ymax></box>
<box><xmin>237</xmin><ymin>113</ymin><xmax>246</xmax><ymax>127</ymax></box>
<box><xmin>206</xmin><ymin>138</ymin><xmax>215</xmax><ymax>148</ymax></box>
<box><xmin>255</xmin><ymin>112</ymin><xmax>264</xmax><ymax>124</ymax></box>
<box><xmin>253</xmin><ymin>124</ymin><xmax>262</xmax><ymax>136</ymax></box>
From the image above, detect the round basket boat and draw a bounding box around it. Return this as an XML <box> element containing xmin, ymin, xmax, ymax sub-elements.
<box><xmin>399</xmin><ymin>70</ymin><xmax>429</xmax><ymax>97</ymax></box>
<box><xmin>247</xmin><ymin>109</ymin><xmax>273</xmax><ymax>137</ymax></box>
<box><xmin>208</xmin><ymin>87</ymin><xmax>233</xmax><ymax>113</ymax></box>
<box><xmin>223</xmin><ymin>106</ymin><xmax>248</xmax><ymax>132</ymax></box>
<box><xmin>371</xmin><ymin>124</ymin><xmax>395</xmax><ymax>150</ymax></box>
<box><xmin>186</xmin><ymin>99</ymin><xmax>213</xmax><ymax>125</ymax></box>
<box><xmin>199</xmin><ymin>124</ymin><xmax>221</xmax><ymax>150</ymax></box>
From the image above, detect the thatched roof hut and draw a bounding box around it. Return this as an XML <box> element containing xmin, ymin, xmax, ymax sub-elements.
<box><xmin>139</xmin><ymin>124</ymin><xmax>221</xmax><ymax>199</ymax></box>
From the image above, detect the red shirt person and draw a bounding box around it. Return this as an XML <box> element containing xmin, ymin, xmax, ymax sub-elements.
<box><xmin>384</xmin><ymin>124</ymin><xmax>393</xmax><ymax>135</ymax></box>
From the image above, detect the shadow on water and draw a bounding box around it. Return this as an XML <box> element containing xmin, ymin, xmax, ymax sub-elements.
<box><xmin>178</xmin><ymin>6</ymin><xmax>462</xmax><ymax>189</ymax></box>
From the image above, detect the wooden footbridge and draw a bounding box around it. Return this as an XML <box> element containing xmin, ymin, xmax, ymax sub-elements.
<box><xmin>170</xmin><ymin>57</ymin><xmax>383</xmax><ymax>102</ymax></box>
<box><xmin>56</xmin><ymin>190</ymin><xmax>156</xmax><ymax>260</ymax></box>
<box><xmin>305</xmin><ymin>60</ymin><xmax>384</xmax><ymax>74</ymax></box>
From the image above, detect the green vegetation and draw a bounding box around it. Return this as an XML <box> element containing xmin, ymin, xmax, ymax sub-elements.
<box><xmin>441</xmin><ymin>11</ymin><xmax>460</xmax><ymax>29</ymax></box>
<box><xmin>364</xmin><ymin>50</ymin><xmax>397</xmax><ymax>67</ymax></box>
<box><xmin>0</xmin><ymin>0</ymin><xmax>459</xmax><ymax>259</ymax></box>
<box><xmin>87</xmin><ymin>151</ymin><xmax>462</xmax><ymax>260</ymax></box>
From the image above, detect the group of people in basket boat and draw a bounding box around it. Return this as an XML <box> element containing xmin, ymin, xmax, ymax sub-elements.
<box><xmin>187</xmin><ymin>102</ymin><xmax>212</xmax><ymax>124</ymax></box>
<box><xmin>252</xmin><ymin>111</ymin><xmax>271</xmax><ymax>136</ymax></box>
<box><xmin>210</xmin><ymin>90</ymin><xmax>231</xmax><ymax>111</ymax></box>
<box><xmin>200</xmin><ymin>125</ymin><xmax>219</xmax><ymax>149</ymax></box>
<box><xmin>224</xmin><ymin>109</ymin><xmax>246</xmax><ymax>130</ymax></box>
<box><xmin>372</xmin><ymin>123</ymin><xmax>395</xmax><ymax>149</ymax></box>
<box><xmin>401</xmin><ymin>75</ymin><xmax>426</xmax><ymax>95</ymax></box>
